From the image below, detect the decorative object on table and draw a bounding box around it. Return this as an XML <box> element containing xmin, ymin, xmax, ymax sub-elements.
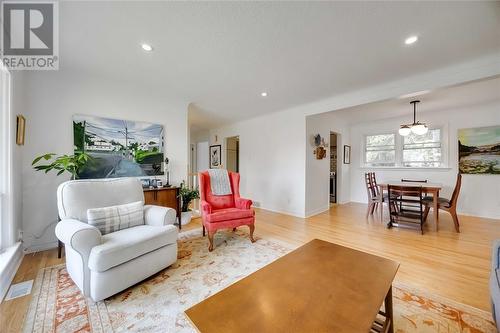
<box><xmin>209</xmin><ymin>144</ymin><xmax>222</xmax><ymax>168</ymax></box>
<box><xmin>73</xmin><ymin>114</ymin><xmax>165</xmax><ymax>179</ymax></box>
<box><xmin>199</xmin><ymin>171</ymin><xmax>255</xmax><ymax>251</ymax></box>
<box><xmin>343</xmin><ymin>145</ymin><xmax>351</xmax><ymax>164</ymax></box>
<box><xmin>398</xmin><ymin>100</ymin><xmax>428</xmax><ymax>136</ymax></box>
<box><xmin>458</xmin><ymin>125</ymin><xmax>500</xmax><ymax>174</ymax></box>
<box><xmin>16</xmin><ymin>115</ymin><xmax>26</xmax><ymax>145</ymax></box>
<box><xmin>156</xmin><ymin>180</ymin><xmax>163</xmax><ymax>188</ymax></box>
<box><xmin>164</xmin><ymin>157</ymin><xmax>171</xmax><ymax>186</ymax></box>
<box><xmin>312</xmin><ymin>134</ymin><xmax>328</xmax><ymax>160</ymax></box>
<box><xmin>32</xmin><ymin>152</ymin><xmax>93</xmax><ymax>180</ymax></box>
<box><xmin>140</xmin><ymin>178</ymin><xmax>150</xmax><ymax>188</ymax></box>
<box><xmin>179</xmin><ymin>182</ymin><xmax>200</xmax><ymax>225</ymax></box>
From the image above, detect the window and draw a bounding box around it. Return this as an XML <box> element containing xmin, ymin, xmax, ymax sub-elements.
<box><xmin>365</xmin><ymin>134</ymin><xmax>396</xmax><ymax>167</ymax></box>
<box><xmin>402</xmin><ymin>129</ymin><xmax>442</xmax><ymax>167</ymax></box>
<box><xmin>363</xmin><ymin>129</ymin><xmax>444</xmax><ymax>168</ymax></box>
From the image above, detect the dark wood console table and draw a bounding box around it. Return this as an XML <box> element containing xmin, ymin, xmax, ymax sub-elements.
<box><xmin>143</xmin><ymin>186</ymin><xmax>182</xmax><ymax>230</ymax></box>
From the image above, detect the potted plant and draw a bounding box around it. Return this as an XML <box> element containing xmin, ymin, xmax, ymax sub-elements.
<box><xmin>32</xmin><ymin>152</ymin><xmax>92</xmax><ymax>179</ymax></box>
<box><xmin>179</xmin><ymin>182</ymin><xmax>200</xmax><ymax>225</ymax></box>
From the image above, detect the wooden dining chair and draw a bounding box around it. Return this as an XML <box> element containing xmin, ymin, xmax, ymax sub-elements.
<box><xmin>365</xmin><ymin>173</ymin><xmax>379</xmax><ymax>218</ymax></box>
<box><xmin>387</xmin><ymin>185</ymin><xmax>426</xmax><ymax>234</ymax></box>
<box><xmin>365</xmin><ymin>172</ymin><xmax>392</xmax><ymax>221</ymax></box>
<box><xmin>423</xmin><ymin>174</ymin><xmax>462</xmax><ymax>232</ymax></box>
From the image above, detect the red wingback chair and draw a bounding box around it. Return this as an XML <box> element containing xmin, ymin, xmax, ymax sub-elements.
<box><xmin>199</xmin><ymin>171</ymin><xmax>255</xmax><ymax>251</ymax></box>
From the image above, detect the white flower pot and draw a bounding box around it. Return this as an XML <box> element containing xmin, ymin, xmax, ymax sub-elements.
<box><xmin>181</xmin><ymin>211</ymin><xmax>193</xmax><ymax>225</ymax></box>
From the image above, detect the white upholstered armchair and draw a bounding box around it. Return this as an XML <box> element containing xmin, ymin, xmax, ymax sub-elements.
<box><xmin>55</xmin><ymin>178</ymin><xmax>178</xmax><ymax>302</ymax></box>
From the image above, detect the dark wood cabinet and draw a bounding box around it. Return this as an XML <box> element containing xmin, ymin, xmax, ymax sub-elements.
<box><xmin>144</xmin><ymin>187</ymin><xmax>182</xmax><ymax>229</ymax></box>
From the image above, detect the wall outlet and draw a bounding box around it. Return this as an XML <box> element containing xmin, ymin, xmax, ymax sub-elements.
<box><xmin>18</xmin><ymin>230</ymin><xmax>23</xmax><ymax>241</ymax></box>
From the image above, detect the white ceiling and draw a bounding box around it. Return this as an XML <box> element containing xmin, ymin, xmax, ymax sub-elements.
<box><xmin>58</xmin><ymin>1</ymin><xmax>500</xmax><ymax>129</ymax></box>
<box><xmin>327</xmin><ymin>76</ymin><xmax>500</xmax><ymax>124</ymax></box>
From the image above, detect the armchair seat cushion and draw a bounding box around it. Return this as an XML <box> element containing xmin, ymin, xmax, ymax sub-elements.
<box><xmin>205</xmin><ymin>208</ymin><xmax>255</xmax><ymax>224</ymax></box>
<box><xmin>88</xmin><ymin>225</ymin><xmax>177</xmax><ymax>272</ymax></box>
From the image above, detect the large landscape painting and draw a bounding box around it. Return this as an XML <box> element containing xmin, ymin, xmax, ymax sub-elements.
<box><xmin>458</xmin><ymin>125</ymin><xmax>500</xmax><ymax>174</ymax></box>
<box><xmin>73</xmin><ymin>115</ymin><xmax>165</xmax><ymax>179</ymax></box>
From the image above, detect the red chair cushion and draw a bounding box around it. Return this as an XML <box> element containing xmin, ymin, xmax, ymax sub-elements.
<box><xmin>205</xmin><ymin>208</ymin><xmax>255</xmax><ymax>223</ymax></box>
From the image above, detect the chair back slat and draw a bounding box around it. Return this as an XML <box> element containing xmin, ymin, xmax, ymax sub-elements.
<box><xmin>401</xmin><ymin>179</ymin><xmax>428</xmax><ymax>183</ymax></box>
<box><xmin>364</xmin><ymin>173</ymin><xmax>375</xmax><ymax>200</ymax></box>
<box><xmin>370</xmin><ymin>172</ymin><xmax>381</xmax><ymax>196</ymax></box>
<box><xmin>449</xmin><ymin>174</ymin><xmax>462</xmax><ymax>207</ymax></box>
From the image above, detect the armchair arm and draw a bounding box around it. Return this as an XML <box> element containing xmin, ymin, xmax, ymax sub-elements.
<box><xmin>55</xmin><ymin>219</ymin><xmax>101</xmax><ymax>253</ymax></box>
<box><xmin>235</xmin><ymin>197</ymin><xmax>253</xmax><ymax>210</ymax></box>
<box><xmin>55</xmin><ymin>219</ymin><xmax>101</xmax><ymax>297</ymax></box>
<box><xmin>200</xmin><ymin>200</ymin><xmax>212</xmax><ymax>216</ymax></box>
<box><xmin>144</xmin><ymin>205</ymin><xmax>176</xmax><ymax>226</ymax></box>
<box><xmin>493</xmin><ymin>239</ymin><xmax>500</xmax><ymax>270</ymax></box>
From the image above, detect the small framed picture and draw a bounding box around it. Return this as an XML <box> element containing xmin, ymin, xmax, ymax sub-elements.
<box><xmin>140</xmin><ymin>178</ymin><xmax>150</xmax><ymax>188</ymax></box>
<box><xmin>343</xmin><ymin>145</ymin><xmax>351</xmax><ymax>164</ymax></box>
<box><xmin>209</xmin><ymin>144</ymin><xmax>222</xmax><ymax>168</ymax></box>
<box><xmin>16</xmin><ymin>115</ymin><xmax>26</xmax><ymax>145</ymax></box>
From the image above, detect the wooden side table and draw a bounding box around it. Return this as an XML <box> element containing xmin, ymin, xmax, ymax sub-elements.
<box><xmin>143</xmin><ymin>186</ymin><xmax>182</xmax><ymax>229</ymax></box>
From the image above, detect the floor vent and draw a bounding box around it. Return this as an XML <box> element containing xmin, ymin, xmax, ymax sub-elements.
<box><xmin>4</xmin><ymin>280</ymin><xmax>33</xmax><ymax>301</ymax></box>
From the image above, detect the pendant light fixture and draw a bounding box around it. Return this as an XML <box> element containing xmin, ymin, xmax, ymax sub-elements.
<box><xmin>399</xmin><ymin>100</ymin><xmax>428</xmax><ymax>136</ymax></box>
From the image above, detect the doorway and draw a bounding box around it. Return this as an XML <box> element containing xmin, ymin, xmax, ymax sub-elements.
<box><xmin>226</xmin><ymin>136</ymin><xmax>239</xmax><ymax>172</ymax></box>
<box><xmin>330</xmin><ymin>132</ymin><xmax>338</xmax><ymax>203</ymax></box>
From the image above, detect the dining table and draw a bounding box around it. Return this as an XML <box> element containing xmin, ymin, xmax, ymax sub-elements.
<box><xmin>377</xmin><ymin>181</ymin><xmax>443</xmax><ymax>231</ymax></box>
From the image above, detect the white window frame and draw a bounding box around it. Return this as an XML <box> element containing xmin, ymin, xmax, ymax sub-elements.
<box><xmin>363</xmin><ymin>132</ymin><xmax>397</xmax><ymax>167</ymax></box>
<box><xmin>401</xmin><ymin>128</ymin><xmax>443</xmax><ymax>167</ymax></box>
<box><xmin>362</xmin><ymin>125</ymin><xmax>449</xmax><ymax>169</ymax></box>
<box><xmin>0</xmin><ymin>64</ymin><xmax>12</xmax><ymax>252</ymax></box>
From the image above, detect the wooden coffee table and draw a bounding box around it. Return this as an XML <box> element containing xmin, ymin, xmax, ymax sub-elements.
<box><xmin>185</xmin><ymin>239</ymin><xmax>399</xmax><ymax>333</ymax></box>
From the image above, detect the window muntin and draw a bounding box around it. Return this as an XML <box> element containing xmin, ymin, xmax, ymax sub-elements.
<box><xmin>402</xmin><ymin>129</ymin><xmax>442</xmax><ymax>167</ymax></box>
<box><xmin>365</xmin><ymin>134</ymin><xmax>396</xmax><ymax>167</ymax></box>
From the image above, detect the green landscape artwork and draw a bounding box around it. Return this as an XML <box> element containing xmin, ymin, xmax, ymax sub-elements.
<box><xmin>458</xmin><ymin>125</ymin><xmax>500</xmax><ymax>174</ymax></box>
<box><xmin>73</xmin><ymin>115</ymin><xmax>164</xmax><ymax>179</ymax></box>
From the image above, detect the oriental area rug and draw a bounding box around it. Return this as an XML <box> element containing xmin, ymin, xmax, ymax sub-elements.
<box><xmin>22</xmin><ymin>229</ymin><xmax>496</xmax><ymax>333</ymax></box>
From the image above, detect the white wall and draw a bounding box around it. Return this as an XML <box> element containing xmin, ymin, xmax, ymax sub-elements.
<box><xmin>349</xmin><ymin>101</ymin><xmax>500</xmax><ymax>219</ymax></box>
<box><xmin>305</xmin><ymin>112</ymin><xmax>351</xmax><ymax>216</ymax></box>
<box><xmin>196</xmin><ymin>141</ymin><xmax>209</xmax><ymax>172</ymax></box>
<box><xmin>18</xmin><ymin>71</ymin><xmax>189</xmax><ymax>251</ymax></box>
<box><xmin>208</xmin><ymin>56</ymin><xmax>500</xmax><ymax>218</ymax></box>
<box><xmin>210</xmin><ymin>108</ymin><xmax>306</xmax><ymax>217</ymax></box>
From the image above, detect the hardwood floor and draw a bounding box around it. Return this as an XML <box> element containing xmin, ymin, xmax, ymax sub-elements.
<box><xmin>1</xmin><ymin>203</ymin><xmax>499</xmax><ymax>332</ymax></box>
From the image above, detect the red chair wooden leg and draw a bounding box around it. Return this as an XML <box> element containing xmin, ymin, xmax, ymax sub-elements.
<box><xmin>249</xmin><ymin>224</ymin><xmax>256</xmax><ymax>243</ymax></box>
<box><xmin>208</xmin><ymin>231</ymin><xmax>215</xmax><ymax>252</ymax></box>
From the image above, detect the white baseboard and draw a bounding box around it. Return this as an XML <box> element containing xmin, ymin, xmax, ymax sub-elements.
<box><xmin>257</xmin><ymin>206</ymin><xmax>306</xmax><ymax>218</ymax></box>
<box><xmin>23</xmin><ymin>240</ymin><xmax>58</xmax><ymax>254</ymax></box>
<box><xmin>0</xmin><ymin>242</ymin><xmax>24</xmax><ymax>302</ymax></box>
<box><xmin>305</xmin><ymin>205</ymin><xmax>330</xmax><ymax>218</ymax></box>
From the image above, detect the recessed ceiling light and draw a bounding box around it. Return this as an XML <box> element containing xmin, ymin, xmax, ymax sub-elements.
<box><xmin>404</xmin><ymin>36</ymin><xmax>418</xmax><ymax>45</ymax></box>
<box><xmin>261</xmin><ymin>92</ymin><xmax>268</xmax><ymax>97</ymax></box>
<box><xmin>141</xmin><ymin>43</ymin><xmax>153</xmax><ymax>52</ymax></box>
